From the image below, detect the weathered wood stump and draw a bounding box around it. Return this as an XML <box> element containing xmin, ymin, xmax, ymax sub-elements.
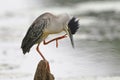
<box><xmin>34</xmin><ymin>60</ymin><xmax>54</xmax><ymax>80</ymax></box>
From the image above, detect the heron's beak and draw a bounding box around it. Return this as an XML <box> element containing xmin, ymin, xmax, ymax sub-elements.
<box><xmin>65</xmin><ymin>26</ymin><xmax>74</xmax><ymax>48</ymax></box>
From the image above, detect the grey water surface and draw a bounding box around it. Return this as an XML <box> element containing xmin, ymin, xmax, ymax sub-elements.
<box><xmin>0</xmin><ymin>0</ymin><xmax>120</xmax><ymax>80</ymax></box>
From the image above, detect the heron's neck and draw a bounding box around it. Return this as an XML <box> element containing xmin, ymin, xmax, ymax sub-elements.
<box><xmin>57</xmin><ymin>14</ymin><xmax>70</xmax><ymax>24</ymax></box>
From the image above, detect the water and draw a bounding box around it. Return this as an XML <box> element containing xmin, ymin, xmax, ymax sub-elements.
<box><xmin>0</xmin><ymin>0</ymin><xmax>120</xmax><ymax>80</ymax></box>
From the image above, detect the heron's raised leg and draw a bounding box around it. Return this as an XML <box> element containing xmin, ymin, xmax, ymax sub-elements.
<box><xmin>36</xmin><ymin>44</ymin><xmax>50</xmax><ymax>72</ymax></box>
<box><xmin>43</xmin><ymin>34</ymin><xmax>67</xmax><ymax>47</ymax></box>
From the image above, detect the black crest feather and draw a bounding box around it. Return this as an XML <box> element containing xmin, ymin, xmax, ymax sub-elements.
<box><xmin>68</xmin><ymin>17</ymin><xmax>79</xmax><ymax>34</ymax></box>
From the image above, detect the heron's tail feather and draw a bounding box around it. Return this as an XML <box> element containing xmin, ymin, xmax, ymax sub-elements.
<box><xmin>21</xmin><ymin>37</ymin><xmax>36</xmax><ymax>54</ymax></box>
<box><xmin>68</xmin><ymin>17</ymin><xmax>80</xmax><ymax>34</ymax></box>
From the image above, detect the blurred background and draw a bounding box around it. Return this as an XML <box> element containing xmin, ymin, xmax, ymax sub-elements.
<box><xmin>0</xmin><ymin>0</ymin><xmax>120</xmax><ymax>80</ymax></box>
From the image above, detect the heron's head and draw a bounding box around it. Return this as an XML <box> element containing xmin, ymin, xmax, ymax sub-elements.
<box><xmin>58</xmin><ymin>13</ymin><xmax>80</xmax><ymax>48</ymax></box>
<box><xmin>68</xmin><ymin>17</ymin><xmax>80</xmax><ymax>34</ymax></box>
<box><xmin>65</xmin><ymin>17</ymin><xmax>80</xmax><ymax>48</ymax></box>
<box><xmin>59</xmin><ymin>14</ymin><xmax>80</xmax><ymax>34</ymax></box>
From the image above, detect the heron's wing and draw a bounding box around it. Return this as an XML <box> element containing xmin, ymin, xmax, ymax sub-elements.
<box><xmin>21</xmin><ymin>18</ymin><xmax>48</xmax><ymax>54</ymax></box>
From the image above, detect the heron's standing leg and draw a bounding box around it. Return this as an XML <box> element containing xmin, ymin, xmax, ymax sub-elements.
<box><xmin>36</xmin><ymin>43</ymin><xmax>46</xmax><ymax>60</ymax></box>
<box><xmin>36</xmin><ymin>44</ymin><xmax>50</xmax><ymax>72</ymax></box>
<box><xmin>43</xmin><ymin>34</ymin><xmax>67</xmax><ymax>47</ymax></box>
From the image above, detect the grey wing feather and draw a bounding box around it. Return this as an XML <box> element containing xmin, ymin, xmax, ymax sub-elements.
<box><xmin>21</xmin><ymin>18</ymin><xmax>48</xmax><ymax>54</ymax></box>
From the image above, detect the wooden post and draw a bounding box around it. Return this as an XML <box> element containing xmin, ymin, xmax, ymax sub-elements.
<box><xmin>34</xmin><ymin>60</ymin><xmax>54</xmax><ymax>80</ymax></box>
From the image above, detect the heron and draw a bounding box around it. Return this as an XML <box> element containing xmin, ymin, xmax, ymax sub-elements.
<box><xmin>21</xmin><ymin>12</ymin><xmax>79</xmax><ymax>70</ymax></box>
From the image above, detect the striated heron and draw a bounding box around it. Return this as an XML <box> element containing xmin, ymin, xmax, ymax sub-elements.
<box><xmin>21</xmin><ymin>12</ymin><xmax>79</xmax><ymax>61</ymax></box>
